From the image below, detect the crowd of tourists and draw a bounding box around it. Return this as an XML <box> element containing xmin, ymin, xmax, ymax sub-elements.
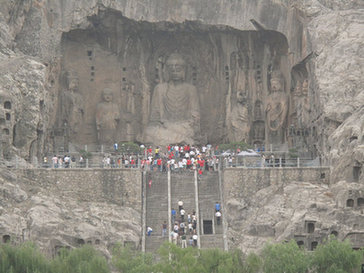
<box><xmin>42</xmin><ymin>143</ymin><xmax>294</xmax><ymax>170</ymax></box>
<box><xmin>140</xmin><ymin>144</ymin><xmax>220</xmax><ymax>174</ymax></box>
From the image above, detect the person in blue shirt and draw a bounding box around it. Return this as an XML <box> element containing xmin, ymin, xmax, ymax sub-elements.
<box><xmin>171</xmin><ymin>208</ymin><xmax>176</xmax><ymax>224</ymax></box>
<box><xmin>215</xmin><ymin>202</ymin><xmax>221</xmax><ymax>212</ymax></box>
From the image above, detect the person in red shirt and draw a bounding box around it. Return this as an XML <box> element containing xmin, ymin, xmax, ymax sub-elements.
<box><xmin>167</xmin><ymin>145</ymin><xmax>171</xmax><ymax>152</ymax></box>
<box><xmin>187</xmin><ymin>159</ymin><xmax>192</xmax><ymax>169</ymax></box>
<box><xmin>198</xmin><ymin>168</ymin><xmax>203</xmax><ymax>180</ymax></box>
<box><xmin>157</xmin><ymin>158</ymin><xmax>162</xmax><ymax>171</ymax></box>
<box><xmin>199</xmin><ymin>159</ymin><xmax>205</xmax><ymax>168</ymax></box>
<box><xmin>184</xmin><ymin>145</ymin><xmax>188</xmax><ymax>152</ymax></box>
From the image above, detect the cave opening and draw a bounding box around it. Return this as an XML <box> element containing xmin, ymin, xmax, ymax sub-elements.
<box><xmin>346</xmin><ymin>199</ymin><xmax>354</xmax><ymax>207</ymax></box>
<box><xmin>4</xmin><ymin>101</ymin><xmax>11</xmax><ymax>109</ymax></box>
<box><xmin>296</xmin><ymin>240</ymin><xmax>304</xmax><ymax>248</ymax></box>
<box><xmin>77</xmin><ymin>238</ymin><xmax>85</xmax><ymax>245</ymax></box>
<box><xmin>310</xmin><ymin>241</ymin><xmax>318</xmax><ymax>251</ymax></box>
<box><xmin>353</xmin><ymin>166</ymin><xmax>361</xmax><ymax>182</ymax></box>
<box><xmin>307</xmin><ymin>222</ymin><xmax>315</xmax><ymax>233</ymax></box>
<box><xmin>2</xmin><ymin>235</ymin><xmax>10</xmax><ymax>243</ymax></box>
<box><xmin>305</xmin><ymin>220</ymin><xmax>316</xmax><ymax>233</ymax></box>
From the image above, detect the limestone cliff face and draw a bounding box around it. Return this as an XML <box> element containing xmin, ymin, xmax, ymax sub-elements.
<box><xmin>0</xmin><ymin>0</ymin><xmax>362</xmax><ymax>178</ymax></box>
<box><xmin>0</xmin><ymin>169</ymin><xmax>142</xmax><ymax>257</ymax></box>
<box><xmin>0</xmin><ymin>0</ymin><xmax>363</xmax><ymax>255</ymax></box>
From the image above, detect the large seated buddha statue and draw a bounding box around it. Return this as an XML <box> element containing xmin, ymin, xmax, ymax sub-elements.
<box><xmin>144</xmin><ymin>53</ymin><xmax>201</xmax><ymax>145</ymax></box>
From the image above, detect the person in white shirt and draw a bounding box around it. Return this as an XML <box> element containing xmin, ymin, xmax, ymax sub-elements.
<box><xmin>192</xmin><ymin>234</ymin><xmax>198</xmax><ymax>247</ymax></box>
<box><xmin>202</xmin><ymin>146</ymin><xmax>207</xmax><ymax>153</ymax></box>
<box><xmin>178</xmin><ymin>200</ymin><xmax>184</xmax><ymax>212</ymax></box>
<box><xmin>215</xmin><ymin>211</ymin><xmax>222</xmax><ymax>225</ymax></box>
<box><xmin>180</xmin><ymin>209</ymin><xmax>185</xmax><ymax>222</ymax></box>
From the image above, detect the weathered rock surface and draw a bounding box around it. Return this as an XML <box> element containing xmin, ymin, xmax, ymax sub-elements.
<box><xmin>0</xmin><ymin>169</ymin><xmax>142</xmax><ymax>257</ymax></box>
<box><xmin>329</xmin><ymin>106</ymin><xmax>364</xmax><ymax>183</ymax></box>
<box><xmin>226</xmin><ymin>180</ymin><xmax>364</xmax><ymax>253</ymax></box>
<box><xmin>0</xmin><ymin>0</ymin><xmax>362</xmax><ymax>256</ymax></box>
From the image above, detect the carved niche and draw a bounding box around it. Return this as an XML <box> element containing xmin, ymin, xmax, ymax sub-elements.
<box><xmin>57</xmin><ymin>9</ymin><xmax>289</xmax><ymax>147</ymax></box>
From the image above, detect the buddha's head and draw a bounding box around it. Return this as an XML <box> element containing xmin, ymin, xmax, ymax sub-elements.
<box><xmin>270</xmin><ymin>71</ymin><xmax>284</xmax><ymax>92</ymax></box>
<box><xmin>102</xmin><ymin>88</ymin><xmax>113</xmax><ymax>102</ymax></box>
<box><xmin>237</xmin><ymin>91</ymin><xmax>246</xmax><ymax>104</ymax></box>
<box><xmin>166</xmin><ymin>53</ymin><xmax>186</xmax><ymax>82</ymax></box>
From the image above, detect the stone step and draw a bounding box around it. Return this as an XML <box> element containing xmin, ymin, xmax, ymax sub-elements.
<box><xmin>145</xmin><ymin>235</ymin><xmax>169</xmax><ymax>252</ymax></box>
<box><xmin>200</xmin><ymin>235</ymin><xmax>224</xmax><ymax>249</ymax></box>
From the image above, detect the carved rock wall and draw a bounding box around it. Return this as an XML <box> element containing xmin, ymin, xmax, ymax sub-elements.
<box><xmin>0</xmin><ymin>0</ymin><xmax>363</xmax><ymax>258</ymax></box>
<box><xmin>0</xmin><ymin>0</ymin><xmax>362</xmax><ymax>169</ymax></box>
<box><xmin>56</xmin><ymin>11</ymin><xmax>291</xmax><ymax>148</ymax></box>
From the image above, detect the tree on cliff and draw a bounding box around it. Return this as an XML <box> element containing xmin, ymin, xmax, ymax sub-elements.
<box><xmin>261</xmin><ymin>240</ymin><xmax>309</xmax><ymax>273</ymax></box>
<box><xmin>310</xmin><ymin>237</ymin><xmax>364</xmax><ymax>273</ymax></box>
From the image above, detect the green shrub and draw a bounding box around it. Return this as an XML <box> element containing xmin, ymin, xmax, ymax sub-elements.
<box><xmin>262</xmin><ymin>240</ymin><xmax>309</xmax><ymax>273</ymax></box>
<box><xmin>51</xmin><ymin>245</ymin><xmax>109</xmax><ymax>273</ymax></box>
<box><xmin>0</xmin><ymin>242</ymin><xmax>51</xmax><ymax>273</ymax></box>
<box><xmin>218</xmin><ymin>142</ymin><xmax>250</xmax><ymax>152</ymax></box>
<box><xmin>112</xmin><ymin>243</ymin><xmax>154</xmax><ymax>273</ymax></box>
<box><xmin>119</xmin><ymin>142</ymin><xmax>142</xmax><ymax>154</ymax></box>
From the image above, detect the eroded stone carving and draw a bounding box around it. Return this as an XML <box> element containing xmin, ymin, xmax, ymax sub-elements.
<box><xmin>96</xmin><ymin>88</ymin><xmax>120</xmax><ymax>144</ymax></box>
<box><xmin>60</xmin><ymin>71</ymin><xmax>84</xmax><ymax>137</ymax></box>
<box><xmin>144</xmin><ymin>53</ymin><xmax>201</xmax><ymax>145</ymax></box>
<box><xmin>229</xmin><ymin>91</ymin><xmax>249</xmax><ymax>142</ymax></box>
<box><xmin>252</xmin><ymin>120</ymin><xmax>265</xmax><ymax>144</ymax></box>
<box><xmin>296</xmin><ymin>79</ymin><xmax>311</xmax><ymax>126</ymax></box>
<box><xmin>265</xmin><ymin>71</ymin><xmax>288</xmax><ymax>144</ymax></box>
<box><xmin>59</xmin><ymin>15</ymin><xmax>293</xmax><ymax>148</ymax></box>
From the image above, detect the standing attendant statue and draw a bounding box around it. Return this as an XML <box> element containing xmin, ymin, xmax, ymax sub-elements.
<box><xmin>265</xmin><ymin>71</ymin><xmax>288</xmax><ymax>144</ymax></box>
<box><xmin>229</xmin><ymin>91</ymin><xmax>249</xmax><ymax>142</ymax></box>
<box><xmin>61</xmin><ymin>71</ymin><xmax>84</xmax><ymax>137</ymax></box>
<box><xmin>144</xmin><ymin>53</ymin><xmax>201</xmax><ymax>145</ymax></box>
<box><xmin>96</xmin><ymin>88</ymin><xmax>120</xmax><ymax>145</ymax></box>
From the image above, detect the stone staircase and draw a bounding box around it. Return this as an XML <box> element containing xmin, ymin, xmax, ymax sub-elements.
<box><xmin>144</xmin><ymin>170</ymin><xmax>225</xmax><ymax>253</ymax></box>
<box><xmin>145</xmin><ymin>171</ymin><xmax>169</xmax><ymax>253</ymax></box>
<box><xmin>171</xmin><ymin>171</ymin><xmax>196</xmax><ymax>222</ymax></box>
<box><xmin>198</xmin><ymin>171</ymin><xmax>224</xmax><ymax>247</ymax></box>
